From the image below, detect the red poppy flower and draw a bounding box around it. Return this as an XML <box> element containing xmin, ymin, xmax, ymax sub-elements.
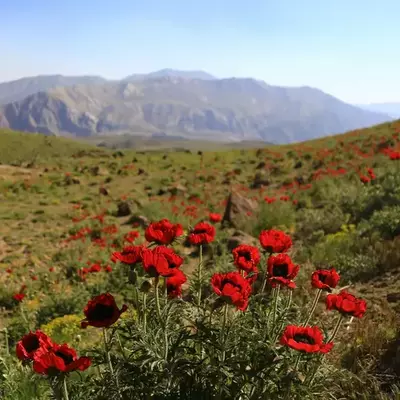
<box><xmin>311</xmin><ymin>269</ymin><xmax>340</xmax><ymax>291</ymax></box>
<box><xmin>145</xmin><ymin>219</ymin><xmax>183</xmax><ymax>245</ymax></box>
<box><xmin>211</xmin><ymin>271</ymin><xmax>252</xmax><ymax>311</ymax></box>
<box><xmin>141</xmin><ymin>248</ymin><xmax>170</xmax><ymax>277</ymax></box>
<box><xmin>33</xmin><ymin>343</ymin><xmax>91</xmax><ymax>375</ymax></box>
<box><xmin>166</xmin><ymin>269</ymin><xmax>187</xmax><ymax>298</ymax></box>
<box><xmin>209</xmin><ymin>213</ymin><xmax>222</xmax><ymax>223</ymax></box>
<box><xmin>124</xmin><ymin>230</ymin><xmax>140</xmax><ymax>243</ymax></box>
<box><xmin>267</xmin><ymin>254</ymin><xmax>300</xmax><ymax>289</ymax></box>
<box><xmin>232</xmin><ymin>245</ymin><xmax>260</xmax><ymax>273</ymax></box>
<box><xmin>188</xmin><ymin>222</ymin><xmax>216</xmax><ymax>245</ymax></box>
<box><xmin>280</xmin><ymin>325</ymin><xmax>333</xmax><ymax>354</ymax></box>
<box><xmin>16</xmin><ymin>330</ymin><xmax>53</xmax><ymax>361</ymax></box>
<box><xmin>259</xmin><ymin>230</ymin><xmax>292</xmax><ymax>253</ymax></box>
<box><xmin>89</xmin><ymin>263</ymin><xmax>102</xmax><ymax>273</ymax></box>
<box><xmin>81</xmin><ymin>293</ymin><xmax>128</xmax><ymax>328</ymax></box>
<box><xmin>154</xmin><ymin>246</ymin><xmax>184</xmax><ymax>276</ymax></box>
<box><xmin>111</xmin><ymin>245</ymin><xmax>143</xmax><ymax>265</ymax></box>
<box><xmin>326</xmin><ymin>290</ymin><xmax>367</xmax><ymax>318</ymax></box>
<box><xmin>13</xmin><ymin>293</ymin><xmax>25</xmax><ymax>302</ymax></box>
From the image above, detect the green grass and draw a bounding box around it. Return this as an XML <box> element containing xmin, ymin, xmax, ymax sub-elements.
<box><xmin>0</xmin><ymin>121</ymin><xmax>399</xmax><ymax>398</ymax></box>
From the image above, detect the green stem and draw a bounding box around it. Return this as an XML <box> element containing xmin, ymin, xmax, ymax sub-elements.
<box><xmin>62</xmin><ymin>375</ymin><xmax>69</xmax><ymax>400</ymax></box>
<box><xmin>155</xmin><ymin>277</ymin><xmax>161</xmax><ymax>321</ymax></box>
<box><xmin>284</xmin><ymin>353</ymin><xmax>302</xmax><ymax>400</ymax></box>
<box><xmin>273</xmin><ymin>289</ymin><xmax>292</xmax><ymax>344</ymax></box>
<box><xmin>197</xmin><ymin>245</ymin><xmax>203</xmax><ymax>306</ymax></box>
<box><xmin>328</xmin><ymin>315</ymin><xmax>344</xmax><ymax>343</ymax></box>
<box><xmin>143</xmin><ymin>292</ymin><xmax>147</xmax><ymax>333</ymax></box>
<box><xmin>303</xmin><ymin>289</ymin><xmax>322</xmax><ymax>326</ymax></box>
<box><xmin>272</xmin><ymin>285</ymin><xmax>280</xmax><ymax>330</ymax></box>
<box><xmin>221</xmin><ymin>304</ymin><xmax>229</xmax><ymax>362</ymax></box>
<box><xmin>307</xmin><ymin>316</ymin><xmax>344</xmax><ymax>387</ymax></box>
<box><xmin>103</xmin><ymin>328</ymin><xmax>121</xmax><ymax>398</ymax></box>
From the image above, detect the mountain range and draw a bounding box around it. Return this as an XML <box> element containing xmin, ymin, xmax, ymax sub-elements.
<box><xmin>0</xmin><ymin>69</ymin><xmax>394</xmax><ymax>144</ymax></box>
<box><xmin>357</xmin><ymin>102</ymin><xmax>400</xmax><ymax>118</ymax></box>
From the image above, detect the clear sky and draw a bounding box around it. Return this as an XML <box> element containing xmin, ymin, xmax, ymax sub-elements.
<box><xmin>1</xmin><ymin>0</ymin><xmax>399</xmax><ymax>104</ymax></box>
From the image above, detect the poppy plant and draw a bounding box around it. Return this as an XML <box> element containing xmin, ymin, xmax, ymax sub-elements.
<box><xmin>166</xmin><ymin>269</ymin><xmax>187</xmax><ymax>298</ymax></box>
<box><xmin>259</xmin><ymin>229</ymin><xmax>292</xmax><ymax>253</ymax></box>
<box><xmin>280</xmin><ymin>325</ymin><xmax>334</xmax><ymax>354</ymax></box>
<box><xmin>188</xmin><ymin>222</ymin><xmax>216</xmax><ymax>245</ymax></box>
<box><xmin>145</xmin><ymin>219</ymin><xmax>183</xmax><ymax>245</ymax></box>
<box><xmin>232</xmin><ymin>245</ymin><xmax>260</xmax><ymax>273</ymax></box>
<box><xmin>211</xmin><ymin>271</ymin><xmax>252</xmax><ymax>311</ymax></box>
<box><xmin>326</xmin><ymin>290</ymin><xmax>367</xmax><ymax>318</ymax></box>
<box><xmin>141</xmin><ymin>248</ymin><xmax>171</xmax><ymax>277</ymax></box>
<box><xmin>311</xmin><ymin>269</ymin><xmax>340</xmax><ymax>292</ymax></box>
<box><xmin>16</xmin><ymin>330</ymin><xmax>53</xmax><ymax>361</ymax></box>
<box><xmin>111</xmin><ymin>245</ymin><xmax>143</xmax><ymax>265</ymax></box>
<box><xmin>81</xmin><ymin>293</ymin><xmax>128</xmax><ymax>329</ymax></box>
<box><xmin>33</xmin><ymin>343</ymin><xmax>91</xmax><ymax>375</ymax></box>
<box><xmin>267</xmin><ymin>253</ymin><xmax>300</xmax><ymax>289</ymax></box>
<box><xmin>209</xmin><ymin>213</ymin><xmax>222</xmax><ymax>223</ymax></box>
<box><xmin>154</xmin><ymin>246</ymin><xmax>184</xmax><ymax>276</ymax></box>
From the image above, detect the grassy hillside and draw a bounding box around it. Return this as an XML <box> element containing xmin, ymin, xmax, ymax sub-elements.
<box><xmin>0</xmin><ymin>121</ymin><xmax>399</xmax><ymax>399</ymax></box>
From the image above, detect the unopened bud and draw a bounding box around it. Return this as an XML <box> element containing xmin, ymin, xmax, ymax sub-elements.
<box><xmin>128</xmin><ymin>270</ymin><xmax>138</xmax><ymax>284</ymax></box>
<box><xmin>140</xmin><ymin>280</ymin><xmax>152</xmax><ymax>293</ymax></box>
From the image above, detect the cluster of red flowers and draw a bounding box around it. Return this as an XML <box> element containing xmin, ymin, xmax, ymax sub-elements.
<box><xmin>78</xmin><ymin>261</ymin><xmax>112</xmax><ymax>280</ymax></box>
<box><xmin>16</xmin><ymin>330</ymin><xmax>90</xmax><ymax>376</ymax></box>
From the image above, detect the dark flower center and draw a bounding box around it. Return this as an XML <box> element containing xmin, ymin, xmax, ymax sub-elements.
<box><xmin>194</xmin><ymin>229</ymin><xmax>208</xmax><ymax>234</ymax></box>
<box><xmin>55</xmin><ymin>350</ymin><xmax>74</xmax><ymax>365</ymax></box>
<box><xmin>221</xmin><ymin>278</ymin><xmax>241</xmax><ymax>290</ymax></box>
<box><xmin>293</xmin><ymin>334</ymin><xmax>315</xmax><ymax>345</ymax></box>
<box><xmin>319</xmin><ymin>274</ymin><xmax>328</xmax><ymax>283</ymax></box>
<box><xmin>24</xmin><ymin>336</ymin><xmax>40</xmax><ymax>352</ymax></box>
<box><xmin>89</xmin><ymin>303</ymin><xmax>115</xmax><ymax>321</ymax></box>
<box><xmin>272</xmin><ymin>263</ymin><xmax>289</xmax><ymax>277</ymax></box>
<box><xmin>240</xmin><ymin>251</ymin><xmax>252</xmax><ymax>261</ymax></box>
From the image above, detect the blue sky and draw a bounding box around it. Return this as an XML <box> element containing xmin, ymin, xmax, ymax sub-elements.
<box><xmin>1</xmin><ymin>0</ymin><xmax>399</xmax><ymax>104</ymax></box>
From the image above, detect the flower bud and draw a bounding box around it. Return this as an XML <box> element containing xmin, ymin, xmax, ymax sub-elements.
<box><xmin>140</xmin><ymin>280</ymin><xmax>152</xmax><ymax>293</ymax></box>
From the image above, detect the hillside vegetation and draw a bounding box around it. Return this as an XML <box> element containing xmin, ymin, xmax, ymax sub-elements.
<box><xmin>0</xmin><ymin>121</ymin><xmax>399</xmax><ymax>399</ymax></box>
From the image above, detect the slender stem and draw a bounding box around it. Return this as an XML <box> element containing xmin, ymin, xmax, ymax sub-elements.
<box><xmin>103</xmin><ymin>328</ymin><xmax>121</xmax><ymax>398</ymax></box>
<box><xmin>284</xmin><ymin>353</ymin><xmax>302</xmax><ymax>400</ymax></box>
<box><xmin>155</xmin><ymin>276</ymin><xmax>161</xmax><ymax>320</ymax></box>
<box><xmin>303</xmin><ymin>289</ymin><xmax>322</xmax><ymax>327</ymax></box>
<box><xmin>221</xmin><ymin>304</ymin><xmax>229</xmax><ymax>362</ymax></box>
<box><xmin>273</xmin><ymin>289</ymin><xmax>292</xmax><ymax>344</ymax></box>
<box><xmin>328</xmin><ymin>315</ymin><xmax>344</xmax><ymax>343</ymax></box>
<box><xmin>272</xmin><ymin>285</ymin><xmax>280</xmax><ymax>329</ymax></box>
<box><xmin>197</xmin><ymin>245</ymin><xmax>203</xmax><ymax>306</ymax></box>
<box><xmin>143</xmin><ymin>292</ymin><xmax>147</xmax><ymax>333</ymax></box>
<box><xmin>307</xmin><ymin>316</ymin><xmax>344</xmax><ymax>387</ymax></box>
<box><xmin>261</xmin><ymin>251</ymin><xmax>273</xmax><ymax>293</ymax></box>
<box><xmin>62</xmin><ymin>375</ymin><xmax>70</xmax><ymax>400</ymax></box>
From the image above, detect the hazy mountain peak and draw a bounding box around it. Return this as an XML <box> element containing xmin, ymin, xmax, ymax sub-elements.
<box><xmin>123</xmin><ymin>69</ymin><xmax>216</xmax><ymax>82</ymax></box>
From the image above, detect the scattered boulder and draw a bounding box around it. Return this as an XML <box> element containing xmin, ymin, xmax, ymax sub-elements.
<box><xmin>169</xmin><ymin>184</ymin><xmax>187</xmax><ymax>196</ymax></box>
<box><xmin>255</xmin><ymin>161</ymin><xmax>266</xmax><ymax>169</ymax></box>
<box><xmin>250</xmin><ymin>172</ymin><xmax>270</xmax><ymax>189</ymax></box>
<box><xmin>99</xmin><ymin>187</ymin><xmax>109</xmax><ymax>196</ymax></box>
<box><xmin>221</xmin><ymin>191</ymin><xmax>259</xmax><ymax>228</ymax></box>
<box><xmin>126</xmin><ymin>215</ymin><xmax>150</xmax><ymax>228</ymax></box>
<box><xmin>89</xmin><ymin>166</ymin><xmax>108</xmax><ymax>176</ymax></box>
<box><xmin>225</xmin><ymin>230</ymin><xmax>259</xmax><ymax>251</ymax></box>
<box><xmin>116</xmin><ymin>201</ymin><xmax>131</xmax><ymax>217</ymax></box>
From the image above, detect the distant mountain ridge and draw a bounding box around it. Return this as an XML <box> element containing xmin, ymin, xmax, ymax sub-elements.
<box><xmin>357</xmin><ymin>102</ymin><xmax>400</xmax><ymax>118</ymax></box>
<box><xmin>0</xmin><ymin>69</ymin><xmax>393</xmax><ymax>144</ymax></box>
